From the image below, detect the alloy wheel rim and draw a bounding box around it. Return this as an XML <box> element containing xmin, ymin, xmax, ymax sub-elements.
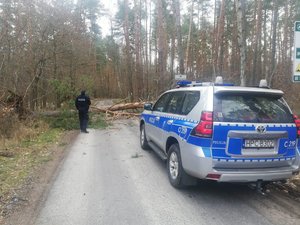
<box><xmin>169</xmin><ymin>152</ymin><xmax>179</xmax><ymax>180</ymax></box>
<box><xmin>141</xmin><ymin>128</ymin><xmax>145</xmax><ymax>145</ymax></box>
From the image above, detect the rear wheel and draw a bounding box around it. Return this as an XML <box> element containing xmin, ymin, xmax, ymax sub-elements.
<box><xmin>140</xmin><ymin>123</ymin><xmax>149</xmax><ymax>150</ymax></box>
<box><xmin>167</xmin><ymin>143</ymin><xmax>191</xmax><ymax>188</ymax></box>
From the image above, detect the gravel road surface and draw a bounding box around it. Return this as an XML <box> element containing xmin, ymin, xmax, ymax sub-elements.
<box><xmin>35</xmin><ymin>119</ymin><xmax>300</xmax><ymax>225</ymax></box>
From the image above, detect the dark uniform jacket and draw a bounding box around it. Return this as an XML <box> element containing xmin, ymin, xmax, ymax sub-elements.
<box><xmin>75</xmin><ymin>92</ymin><xmax>91</xmax><ymax>113</ymax></box>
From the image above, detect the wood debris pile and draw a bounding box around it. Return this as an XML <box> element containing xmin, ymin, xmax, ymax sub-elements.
<box><xmin>0</xmin><ymin>91</ymin><xmax>26</xmax><ymax>138</ymax></box>
<box><xmin>91</xmin><ymin>99</ymin><xmax>146</xmax><ymax>120</ymax></box>
<box><xmin>0</xmin><ymin>91</ymin><xmax>26</xmax><ymax>119</ymax></box>
<box><xmin>271</xmin><ymin>174</ymin><xmax>300</xmax><ymax>200</ymax></box>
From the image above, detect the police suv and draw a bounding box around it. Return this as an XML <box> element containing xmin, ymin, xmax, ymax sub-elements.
<box><xmin>140</xmin><ymin>77</ymin><xmax>300</xmax><ymax>188</ymax></box>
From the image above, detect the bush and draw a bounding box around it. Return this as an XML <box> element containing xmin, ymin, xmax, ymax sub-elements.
<box><xmin>44</xmin><ymin>110</ymin><xmax>79</xmax><ymax>130</ymax></box>
<box><xmin>50</xmin><ymin>78</ymin><xmax>77</xmax><ymax>108</ymax></box>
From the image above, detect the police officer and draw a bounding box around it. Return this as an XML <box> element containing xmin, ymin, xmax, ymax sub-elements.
<box><xmin>75</xmin><ymin>90</ymin><xmax>91</xmax><ymax>133</ymax></box>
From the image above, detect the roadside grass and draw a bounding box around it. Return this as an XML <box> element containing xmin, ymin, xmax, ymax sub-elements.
<box><xmin>0</xmin><ymin>110</ymin><xmax>108</xmax><ymax>219</ymax></box>
<box><xmin>0</xmin><ymin>120</ymin><xmax>62</xmax><ymax>217</ymax></box>
<box><xmin>89</xmin><ymin>112</ymin><xmax>109</xmax><ymax>129</ymax></box>
<box><xmin>42</xmin><ymin>110</ymin><xmax>108</xmax><ymax>130</ymax></box>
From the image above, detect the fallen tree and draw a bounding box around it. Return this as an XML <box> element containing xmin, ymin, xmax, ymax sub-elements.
<box><xmin>91</xmin><ymin>106</ymin><xmax>141</xmax><ymax>117</ymax></box>
<box><xmin>108</xmin><ymin>102</ymin><xmax>145</xmax><ymax>111</ymax></box>
<box><xmin>90</xmin><ymin>101</ymin><xmax>147</xmax><ymax>119</ymax></box>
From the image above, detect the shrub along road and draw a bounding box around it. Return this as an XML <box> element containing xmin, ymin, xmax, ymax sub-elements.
<box><xmin>31</xmin><ymin>119</ymin><xmax>300</xmax><ymax>225</ymax></box>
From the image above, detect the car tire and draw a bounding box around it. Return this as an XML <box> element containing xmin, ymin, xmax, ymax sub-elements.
<box><xmin>140</xmin><ymin>123</ymin><xmax>150</xmax><ymax>150</ymax></box>
<box><xmin>167</xmin><ymin>143</ymin><xmax>190</xmax><ymax>189</ymax></box>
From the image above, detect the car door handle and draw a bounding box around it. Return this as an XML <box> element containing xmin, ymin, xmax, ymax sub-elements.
<box><xmin>155</xmin><ymin>116</ymin><xmax>160</xmax><ymax>121</ymax></box>
<box><xmin>167</xmin><ymin>120</ymin><xmax>173</xmax><ymax>125</ymax></box>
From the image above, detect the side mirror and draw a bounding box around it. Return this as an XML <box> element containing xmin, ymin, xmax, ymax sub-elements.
<box><xmin>144</xmin><ymin>103</ymin><xmax>153</xmax><ymax>111</ymax></box>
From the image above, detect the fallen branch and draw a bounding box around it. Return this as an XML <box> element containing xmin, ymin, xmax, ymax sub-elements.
<box><xmin>0</xmin><ymin>151</ymin><xmax>14</xmax><ymax>158</ymax></box>
<box><xmin>91</xmin><ymin>106</ymin><xmax>140</xmax><ymax>117</ymax></box>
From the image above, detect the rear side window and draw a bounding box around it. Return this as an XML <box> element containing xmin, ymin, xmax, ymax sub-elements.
<box><xmin>181</xmin><ymin>91</ymin><xmax>200</xmax><ymax>115</ymax></box>
<box><xmin>214</xmin><ymin>95</ymin><xmax>294</xmax><ymax>123</ymax></box>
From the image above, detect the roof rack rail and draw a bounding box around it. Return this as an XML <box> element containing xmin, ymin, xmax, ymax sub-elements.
<box><xmin>215</xmin><ymin>76</ymin><xmax>223</xmax><ymax>84</ymax></box>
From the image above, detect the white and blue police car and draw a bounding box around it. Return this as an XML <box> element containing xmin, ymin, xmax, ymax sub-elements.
<box><xmin>140</xmin><ymin>77</ymin><xmax>300</xmax><ymax>189</ymax></box>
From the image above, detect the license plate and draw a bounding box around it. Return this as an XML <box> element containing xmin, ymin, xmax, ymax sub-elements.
<box><xmin>244</xmin><ymin>139</ymin><xmax>275</xmax><ymax>148</ymax></box>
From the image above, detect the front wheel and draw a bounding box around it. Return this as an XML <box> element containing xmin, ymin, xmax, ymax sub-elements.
<box><xmin>140</xmin><ymin>123</ymin><xmax>149</xmax><ymax>150</ymax></box>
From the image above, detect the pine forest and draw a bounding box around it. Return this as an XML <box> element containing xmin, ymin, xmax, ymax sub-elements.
<box><xmin>0</xmin><ymin>0</ymin><xmax>300</xmax><ymax>111</ymax></box>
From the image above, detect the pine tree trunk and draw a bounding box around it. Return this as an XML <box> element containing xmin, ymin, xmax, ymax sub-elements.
<box><xmin>134</xmin><ymin>0</ymin><xmax>142</xmax><ymax>98</ymax></box>
<box><xmin>217</xmin><ymin>0</ymin><xmax>225</xmax><ymax>77</ymax></box>
<box><xmin>124</xmin><ymin>0</ymin><xmax>134</xmax><ymax>101</ymax></box>
<box><xmin>268</xmin><ymin>0</ymin><xmax>279</xmax><ymax>86</ymax></box>
<box><xmin>185</xmin><ymin>1</ymin><xmax>194</xmax><ymax>76</ymax></box>
<box><xmin>173</xmin><ymin>0</ymin><xmax>184</xmax><ymax>75</ymax></box>
<box><xmin>235</xmin><ymin>0</ymin><xmax>246</xmax><ymax>86</ymax></box>
<box><xmin>252</xmin><ymin>0</ymin><xmax>262</xmax><ymax>85</ymax></box>
<box><xmin>156</xmin><ymin>0</ymin><xmax>167</xmax><ymax>92</ymax></box>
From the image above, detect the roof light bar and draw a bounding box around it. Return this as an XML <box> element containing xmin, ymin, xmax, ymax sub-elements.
<box><xmin>176</xmin><ymin>79</ymin><xmax>234</xmax><ymax>88</ymax></box>
<box><xmin>176</xmin><ymin>80</ymin><xmax>192</xmax><ymax>87</ymax></box>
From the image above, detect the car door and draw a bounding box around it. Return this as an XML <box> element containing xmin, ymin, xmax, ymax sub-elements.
<box><xmin>146</xmin><ymin>92</ymin><xmax>172</xmax><ymax>144</ymax></box>
<box><xmin>157</xmin><ymin>91</ymin><xmax>186</xmax><ymax>148</ymax></box>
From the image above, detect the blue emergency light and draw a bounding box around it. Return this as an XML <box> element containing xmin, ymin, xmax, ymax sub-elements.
<box><xmin>176</xmin><ymin>80</ymin><xmax>234</xmax><ymax>88</ymax></box>
<box><xmin>176</xmin><ymin>80</ymin><xmax>192</xmax><ymax>87</ymax></box>
<box><xmin>215</xmin><ymin>83</ymin><xmax>234</xmax><ymax>86</ymax></box>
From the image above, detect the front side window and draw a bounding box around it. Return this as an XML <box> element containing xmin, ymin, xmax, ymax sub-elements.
<box><xmin>152</xmin><ymin>92</ymin><xmax>172</xmax><ymax>112</ymax></box>
<box><xmin>214</xmin><ymin>95</ymin><xmax>294</xmax><ymax>123</ymax></box>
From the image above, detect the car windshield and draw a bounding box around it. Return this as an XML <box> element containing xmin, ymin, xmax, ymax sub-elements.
<box><xmin>213</xmin><ymin>94</ymin><xmax>294</xmax><ymax>123</ymax></box>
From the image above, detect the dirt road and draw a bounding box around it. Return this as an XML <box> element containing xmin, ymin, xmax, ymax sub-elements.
<box><xmin>33</xmin><ymin>119</ymin><xmax>299</xmax><ymax>225</ymax></box>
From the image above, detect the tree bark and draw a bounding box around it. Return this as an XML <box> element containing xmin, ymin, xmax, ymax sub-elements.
<box><xmin>252</xmin><ymin>0</ymin><xmax>262</xmax><ymax>85</ymax></box>
<box><xmin>124</xmin><ymin>0</ymin><xmax>134</xmax><ymax>101</ymax></box>
<box><xmin>235</xmin><ymin>0</ymin><xmax>246</xmax><ymax>86</ymax></box>
<box><xmin>217</xmin><ymin>0</ymin><xmax>225</xmax><ymax>77</ymax></box>
<box><xmin>156</xmin><ymin>0</ymin><xmax>167</xmax><ymax>92</ymax></box>
<box><xmin>268</xmin><ymin>0</ymin><xmax>279</xmax><ymax>86</ymax></box>
<box><xmin>134</xmin><ymin>0</ymin><xmax>143</xmax><ymax>98</ymax></box>
<box><xmin>185</xmin><ymin>1</ymin><xmax>194</xmax><ymax>76</ymax></box>
<box><xmin>172</xmin><ymin>0</ymin><xmax>184</xmax><ymax>75</ymax></box>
